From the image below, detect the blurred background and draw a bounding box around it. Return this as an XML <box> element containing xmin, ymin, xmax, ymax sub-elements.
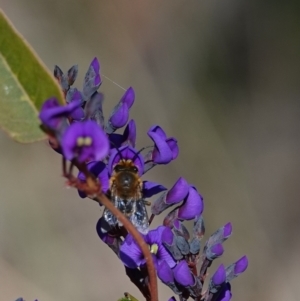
<box><xmin>0</xmin><ymin>0</ymin><xmax>300</xmax><ymax>300</ymax></box>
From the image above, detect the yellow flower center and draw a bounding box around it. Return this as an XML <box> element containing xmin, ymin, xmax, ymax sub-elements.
<box><xmin>149</xmin><ymin>243</ymin><xmax>158</xmax><ymax>255</ymax></box>
<box><xmin>76</xmin><ymin>136</ymin><xmax>92</xmax><ymax>146</ymax></box>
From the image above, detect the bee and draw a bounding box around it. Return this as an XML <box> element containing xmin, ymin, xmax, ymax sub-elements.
<box><xmin>102</xmin><ymin>158</ymin><xmax>149</xmax><ymax>234</ymax></box>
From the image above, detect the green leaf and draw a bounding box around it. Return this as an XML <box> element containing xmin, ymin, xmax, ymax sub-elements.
<box><xmin>0</xmin><ymin>10</ymin><xmax>64</xmax><ymax>143</ymax></box>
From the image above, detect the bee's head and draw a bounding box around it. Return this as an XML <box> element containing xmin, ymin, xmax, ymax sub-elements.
<box><xmin>112</xmin><ymin>160</ymin><xmax>141</xmax><ymax>198</ymax></box>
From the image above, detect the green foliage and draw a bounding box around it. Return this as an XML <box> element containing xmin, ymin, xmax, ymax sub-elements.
<box><xmin>0</xmin><ymin>10</ymin><xmax>64</xmax><ymax>143</ymax></box>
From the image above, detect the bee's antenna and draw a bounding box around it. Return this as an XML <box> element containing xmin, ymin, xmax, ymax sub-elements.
<box><xmin>132</xmin><ymin>146</ymin><xmax>153</xmax><ymax>163</ymax></box>
<box><xmin>110</xmin><ymin>141</ymin><xmax>124</xmax><ymax>161</ymax></box>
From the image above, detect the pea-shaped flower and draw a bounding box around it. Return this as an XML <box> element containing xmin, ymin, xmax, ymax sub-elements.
<box><xmin>61</xmin><ymin>120</ymin><xmax>109</xmax><ymax>162</ymax></box>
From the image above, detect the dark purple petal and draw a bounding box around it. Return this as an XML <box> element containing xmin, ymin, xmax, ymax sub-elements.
<box><xmin>166</xmin><ymin>177</ymin><xmax>189</xmax><ymax>204</ymax></box>
<box><xmin>148</xmin><ymin>125</ymin><xmax>167</xmax><ymax>140</ymax></box>
<box><xmin>223</xmin><ymin>223</ymin><xmax>232</xmax><ymax>239</ymax></box>
<box><xmin>213</xmin><ymin>283</ymin><xmax>232</xmax><ymax>301</ymax></box>
<box><xmin>123</xmin><ymin>119</ymin><xmax>136</xmax><ymax>147</ymax></box>
<box><xmin>168</xmin><ymin>297</ymin><xmax>177</xmax><ymax>301</ymax></box>
<box><xmin>212</xmin><ymin>264</ymin><xmax>226</xmax><ymax>285</ymax></box>
<box><xmin>108</xmin><ymin>146</ymin><xmax>144</xmax><ymax>175</ymax></box>
<box><xmin>166</xmin><ymin>137</ymin><xmax>179</xmax><ymax>160</ymax></box>
<box><xmin>157</xmin><ymin>260</ymin><xmax>174</xmax><ymax>284</ymax></box>
<box><xmin>178</xmin><ymin>186</ymin><xmax>204</xmax><ymax>220</ymax></box>
<box><xmin>109</xmin><ymin>102</ymin><xmax>129</xmax><ymax>128</ymax></box>
<box><xmin>120</xmin><ymin>87</ymin><xmax>135</xmax><ymax>109</ymax></box>
<box><xmin>109</xmin><ymin>133</ymin><xmax>124</xmax><ymax>148</ymax></box>
<box><xmin>157</xmin><ymin>244</ymin><xmax>176</xmax><ymax>268</ymax></box>
<box><xmin>146</xmin><ymin>225</ymin><xmax>165</xmax><ymax>245</ymax></box>
<box><xmin>120</xmin><ymin>235</ymin><xmax>144</xmax><ymax>268</ymax></box>
<box><xmin>234</xmin><ymin>256</ymin><xmax>248</xmax><ymax>274</ymax></box>
<box><xmin>143</xmin><ymin>181</ymin><xmax>167</xmax><ymax>198</ymax></box>
<box><xmin>70</xmin><ymin>108</ymin><xmax>84</xmax><ymax>121</ymax></box>
<box><xmin>148</xmin><ymin>128</ymin><xmax>173</xmax><ymax>164</ymax></box>
<box><xmin>162</xmin><ymin>226</ymin><xmax>174</xmax><ymax>245</ymax></box>
<box><xmin>211</xmin><ymin>243</ymin><xmax>224</xmax><ymax>257</ymax></box>
<box><xmin>78</xmin><ymin>161</ymin><xmax>109</xmax><ymax>197</ymax></box>
<box><xmin>173</xmin><ymin>260</ymin><xmax>194</xmax><ymax>286</ymax></box>
<box><xmin>68</xmin><ymin>90</ymin><xmax>84</xmax><ymax>120</ymax></box>
<box><xmin>39</xmin><ymin>98</ymin><xmax>82</xmax><ymax>130</ymax></box>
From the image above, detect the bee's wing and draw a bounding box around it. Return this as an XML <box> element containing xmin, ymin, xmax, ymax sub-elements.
<box><xmin>130</xmin><ymin>199</ymin><xmax>149</xmax><ymax>234</ymax></box>
<box><xmin>103</xmin><ymin>194</ymin><xmax>120</xmax><ymax>227</ymax></box>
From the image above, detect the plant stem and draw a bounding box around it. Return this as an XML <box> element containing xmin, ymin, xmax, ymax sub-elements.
<box><xmin>95</xmin><ymin>192</ymin><xmax>158</xmax><ymax>301</ymax></box>
<box><xmin>68</xmin><ymin>159</ymin><xmax>158</xmax><ymax>301</ymax></box>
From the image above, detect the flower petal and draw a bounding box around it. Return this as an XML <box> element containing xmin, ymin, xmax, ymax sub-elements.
<box><xmin>109</xmin><ymin>102</ymin><xmax>129</xmax><ymax>128</ymax></box>
<box><xmin>123</xmin><ymin>119</ymin><xmax>136</xmax><ymax>147</ymax></box>
<box><xmin>120</xmin><ymin>87</ymin><xmax>135</xmax><ymax>109</ymax></box>
<box><xmin>108</xmin><ymin>146</ymin><xmax>144</xmax><ymax>175</ymax></box>
<box><xmin>143</xmin><ymin>181</ymin><xmax>167</xmax><ymax>198</ymax></box>
<box><xmin>212</xmin><ymin>264</ymin><xmax>226</xmax><ymax>285</ymax></box>
<box><xmin>178</xmin><ymin>186</ymin><xmax>204</xmax><ymax>220</ymax></box>
<box><xmin>157</xmin><ymin>260</ymin><xmax>174</xmax><ymax>284</ymax></box>
<box><xmin>166</xmin><ymin>177</ymin><xmax>189</xmax><ymax>204</ymax></box>
<box><xmin>173</xmin><ymin>260</ymin><xmax>194</xmax><ymax>286</ymax></box>
<box><xmin>166</xmin><ymin>137</ymin><xmax>179</xmax><ymax>160</ymax></box>
<box><xmin>120</xmin><ymin>235</ymin><xmax>145</xmax><ymax>268</ymax></box>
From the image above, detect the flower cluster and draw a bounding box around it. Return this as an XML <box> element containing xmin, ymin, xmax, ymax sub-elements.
<box><xmin>38</xmin><ymin>57</ymin><xmax>248</xmax><ymax>301</ymax></box>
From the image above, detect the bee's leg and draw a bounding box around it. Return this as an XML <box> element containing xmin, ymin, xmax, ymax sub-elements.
<box><xmin>143</xmin><ymin>200</ymin><xmax>151</xmax><ymax>206</ymax></box>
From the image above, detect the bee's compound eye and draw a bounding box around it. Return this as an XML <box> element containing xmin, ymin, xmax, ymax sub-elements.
<box><xmin>131</xmin><ymin>166</ymin><xmax>138</xmax><ymax>173</ymax></box>
<box><xmin>114</xmin><ymin>165</ymin><xmax>122</xmax><ymax>172</ymax></box>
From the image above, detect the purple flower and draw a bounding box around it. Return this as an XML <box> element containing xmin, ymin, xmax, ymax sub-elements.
<box><xmin>212</xmin><ymin>264</ymin><xmax>226</xmax><ymax>286</ymax></box>
<box><xmin>226</xmin><ymin>256</ymin><xmax>248</xmax><ymax>282</ymax></box>
<box><xmin>123</xmin><ymin>119</ymin><xmax>136</xmax><ymax>147</ymax></box>
<box><xmin>108</xmin><ymin>145</ymin><xmax>144</xmax><ymax>175</ymax></box>
<box><xmin>109</xmin><ymin>119</ymin><xmax>137</xmax><ymax>148</ymax></box>
<box><xmin>61</xmin><ymin>120</ymin><xmax>109</xmax><ymax>162</ymax></box>
<box><xmin>157</xmin><ymin>260</ymin><xmax>174</xmax><ymax>284</ymax></box>
<box><xmin>143</xmin><ymin>181</ymin><xmax>167</xmax><ymax>198</ymax></box>
<box><xmin>120</xmin><ymin>226</ymin><xmax>176</xmax><ymax>269</ymax></box>
<box><xmin>77</xmin><ymin>161</ymin><xmax>109</xmax><ymax>197</ymax></box>
<box><xmin>66</xmin><ymin>88</ymin><xmax>85</xmax><ymax>120</ymax></box>
<box><xmin>107</xmin><ymin>87</ymin><xmax>135</xmax><ymax>132</ymax></box>
<box><xmin>151</xmin><ymin>177</ymin><xmax>189</xmax><ymax>216</ymax></box>
<box><xmin>166</xmin><ymin>177</ymin><xmax>189</xmax><ymax>205</ymax></box>
<box><xmin>83</xmin><ymin>57</ymin><xmax>101</xmax><ymax>99</ymax></box>
<box><xmin>39</xmin><ymin>97</ymin><xmax>82</xmax><ymax>131</ymax></box>
<box><xmin>147</xmin><ymin>125</ymin><xmax>178</xmax><ymax>164</ymax></box>
<box><xmin>173</xmin><ymin>260</ymin><xmax>194</xmax><ymax>286</ymax></box>
<box><xmin>213</xmin><ymin>283</ymin><xmax>232</xmax><ymax>301</ymax></box>
<box><xmin>233</xmin><ymin>256</ymin><xmax>248</xmax><ymax>275</ymax></box>
<box><xmin>206</xmin><ymin>243</ymin><xmax>224</xmax><ymax>260</ymax></box>
<box><xmin>162</xmin><ymin>185</ymin><xmax>204</xmax><ymax>224</ymax></box>
<box><xmin>177</xmin><ymin>186</ymin><xmax>204</xmax><ymax>220</ymax></box>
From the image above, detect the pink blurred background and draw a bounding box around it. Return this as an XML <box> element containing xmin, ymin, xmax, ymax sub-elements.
<box><xmin>0</xmin><ymin>1</ymin><xmax>299</xmax><ymax>300</ymax></box>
